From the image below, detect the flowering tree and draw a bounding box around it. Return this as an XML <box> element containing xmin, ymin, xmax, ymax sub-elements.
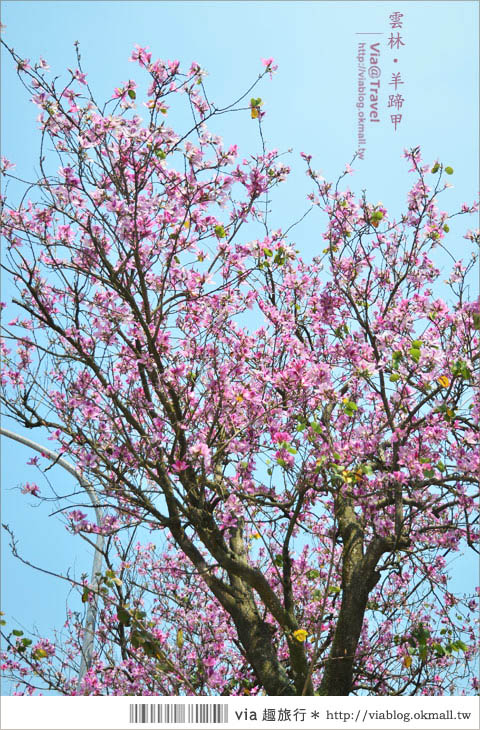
<box><xmin>1</xmin><ymin>41</ymin><xmax>479</xmax><ymax>697</ymax></box>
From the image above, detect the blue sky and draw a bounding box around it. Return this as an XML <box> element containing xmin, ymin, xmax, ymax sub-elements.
<box><xmin>1</xmin><ymin>0</ymin><xmax>479</xmax><ymax>693</ymax></box>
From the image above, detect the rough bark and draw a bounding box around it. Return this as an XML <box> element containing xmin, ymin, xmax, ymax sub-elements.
<box><xmin>317</xmin><ymin>566</ymin><xmax>378</xmax><ymax>695</ymax></box>
<box><xmin>318</xmin><ymin>495</ymin><xmax>382</xmax><ymax>695</ymax></box>
<box><xmin>228</xmin><ymin>588</ymin><xmax>297</xmax><ymax>696</ymax></box>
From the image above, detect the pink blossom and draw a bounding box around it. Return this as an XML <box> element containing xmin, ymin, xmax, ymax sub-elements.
<box><xmin>171</xmin><ymin>460</ymin><xmax>189</xmax><ymax>472</ymax></box>
<box><xmin>271</xmin><ymin>431</ymin><xmax>292</xmax><ymax>443</ymax></box>
<box><xmin>189</xmin><ymin>441</ymin><xmax>211</xmax><ymax>463</ymax></box>
<box><xmin>70</xmin><ymin>68</ymin><xmax>87</xmax><ymax>85</ymax></box>
<box><xmin>1</xmin><ymin>156</ymin><xmax>16</xmax><ymax>173</ymax></box>
<box><xmin>261</xmin><ymin>57</ymin><xmax>278</xmax><ymax>78</ymax></box>
<box><xmin>20</xmin><ymin>482</ymin><xmax>40</xmax><ymax>496</ymax></box>
<box><xmin>130</xmin><ymin>45</ymin><xmax>152</xmax><ymax>68</ymax></box>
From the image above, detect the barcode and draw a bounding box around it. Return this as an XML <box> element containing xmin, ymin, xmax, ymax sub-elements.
<box><xmin>129</xmin><ymin>703</ymin><xmax>229</xmax><ymax>724</ymax></box>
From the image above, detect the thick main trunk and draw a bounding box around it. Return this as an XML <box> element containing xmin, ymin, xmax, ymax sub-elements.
<box><xmin>317</xmin><ymin>572</ymin><xmax>373</xmax><ymax>695</ymax></box>
<box><xmin>168</xmin><ymin>517</ymin><xmax>297</xmax><ymax>695</ymax></box>
<box><xmin>231</xmin><ymin>601</ymin><xmax>296</xmax><ymax>695</ymax></box>
<box><xmin>318</xmin><ymin>497</ymin><xmax>383</xmax><ymax>695</ymax></box>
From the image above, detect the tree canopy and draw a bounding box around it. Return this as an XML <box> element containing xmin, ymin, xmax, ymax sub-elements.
<box><xmin>1</xmin><ymin>42</ymin><xmax>479</xmax><ymax>696</ymax></box>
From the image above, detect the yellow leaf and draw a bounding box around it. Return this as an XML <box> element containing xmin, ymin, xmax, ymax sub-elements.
<box><xmin>235</xmin><ymin>394</ymin><xmax>244</xmax><ymax>402</ymax></box>
<box><xmin>252</xmin><ymin>533</ymin><xmax>261</xmax><ymax>540</ymax></box>
<box><xmin>176</xmin><ymin>628</ymin><xmax>184</xmax><ymax>648</ymax></box>
<box><xmin>33</xmin><ymin>648</ymin><xmax>48</xmax><ymax>660</ymax></box>
<box><xmin>437</xmin><ymin>375</ymin><xmax>450</xmax><ymax>388</ymax></box>
<box><xmin>251</xmin><ymin>107</ymin><xmax>259</xmax><ymax>119</ymax></box>
<box><xmin>403</xmin><ymin>654</ymin><xmax>412</xmax><ymax>668</ymax></box>
<box><xmin>293</xmin><ymin>629</ymin><xmax>308</xmax><ymax>642</ymax></box>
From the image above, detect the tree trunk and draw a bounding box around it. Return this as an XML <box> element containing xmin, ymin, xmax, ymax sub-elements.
<box><xmin>317</xmin><ymin>572</ymin><xmax>373</xmax><ymax>695</ymax></box>
<box><xmin>318</xmin><ymin>496</ymin><xmax>383</xmax><ymax>695</ymax></box>
<box><xmin>231</xmin><ymin>596</ymin><xmax>296</xmax><ymax>695</ymax></box>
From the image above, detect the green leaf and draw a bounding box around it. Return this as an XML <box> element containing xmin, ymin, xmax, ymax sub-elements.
<box><xmin>423</xmin><ymin>468</ymin><xmax>435</xmax><ymax>478</ymax></box>
<box><xmin>12</xmin><ymin>629</ymin><xmax>24</xmax><ymax>637</ymax></box>
<box><xmin>273</xmin><ymin>555</ymin><xmax>283</xmax><ymax>567</ymax></box>
<box><xmin>431</xmin><ymin>642</ymin><xmax>445</xmax><ymax>656</ymax></box>
<box><xmin>451</xmin><ymin>359</ymin><xmax>471</xmax><ymax>380</ymax></box>
<box><xmin>431</xmin><ymin>163</ymin><xmax>440</xmax><ymax>174</ymax></box>
<box><xmin>214</xmin><ymin>224</ymin><xmax>226</xmax><ymax>238</ymax></box>
<box><xmin>142</xmin><ymin>640</ymin><xmax>158</xmax><ymax>658</ymax></box>
<box><xmin>443</xmin><ymin>224</ymin><xmax>450</xmax><ymax>233</ymax></box>
<box><xmin>391</xmin><ymin>350</ymin><xmax>403</xmax><ymax>370</ymax></box>
<box><xmin>306</xmin><ymin>569</ymin><xmax>320</xmax><ymax>580</ymax></box>
<box><xmin>414</xmin><ymin>624</ymin><xmax>430</xmax><ymax>643</ymax></box>
<box><xmin>128</xmin><ymin>89</ymin><xmax>136</xmax><ymax>100</ymax></box>
<box><xmin>32</xmin><ymin>648</ymin><xmax>48</xmax><ymax>660</ymax></box>
<box><xmin>389</xmin><ymin>373</ymin><xmax>400</xmax><ymax>382</ymax></box>
<box><xmin>444</xmin><ymin>166</ymin><xmax>454</xmax><ymax>175</ymax></box>
<box><xmin>130</xmin><ymin>630</ymin><xmax>145</xmax><ymax>649</ymax></box>
<box><xmin>342</xmin><ymin>400</ymin><xmax>358</xmax><ymax>417</ymax></box>
<box><xmin>21</xmin><ymin>638</ymin><xmax>33</xmax><ymax>647</ymax></box>
<box><xmin>118</xmin><ymin>606</ymin><xmax>132</xmax><ymax>626</ymax></box>
<box><xmin>328</xmin><ymin>585</ymin><xmax>341</xmax><ymax>595</ymax></box>
<box><xmin>408</xmin><ymin>347</ymin><xmax>421</xmax><ymax>363</ymax></box>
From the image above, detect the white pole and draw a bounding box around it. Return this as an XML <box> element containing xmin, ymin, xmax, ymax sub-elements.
<box><xmin>0</xmin><ymin>427</ymin><xmax>104</xmax><ymax>691</ymax></box>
